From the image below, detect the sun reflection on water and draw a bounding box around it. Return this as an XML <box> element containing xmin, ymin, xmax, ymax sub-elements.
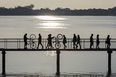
<box><xmin>36</xmin><ymin>16</ymin><xmax>65</xmax><ymax>21</ymax></box>
<box><xmin>44</xmin><ymin>51</ymin><xmax>56</xmax><ymax>56</ymax></box>
<box><xmin>35</xmin><ymin>16</ymin><xmax>67</xmax><ymax>29</ymax></box>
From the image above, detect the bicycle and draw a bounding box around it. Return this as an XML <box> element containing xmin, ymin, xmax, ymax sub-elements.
<box><xmin>54</xmin><ymin>34</ymin><xmax>63</xmax><ymax>49</ymax></box>
<box><xmin>28</xmin><ymin>34</ymin><xmax>36</xmax><ymax>49</ymax></box>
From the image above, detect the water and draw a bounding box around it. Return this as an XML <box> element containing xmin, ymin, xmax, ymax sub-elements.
<box><xmin>0</xmin><ymin>16</ymin><xmax>116</xmax><ymax>76</ymax></box>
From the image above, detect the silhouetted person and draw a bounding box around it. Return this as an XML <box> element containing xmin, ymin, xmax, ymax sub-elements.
<box><xmin>90</xmin><ymin>34</ymin><xmax>94</xmax><ymax>49</ymax></box>
<box><xmin>24</xmin><ymin>33</ymin><xmax>28</xmax><ymax>49</ymax></box>
<box><xmin>63</xmin><ymin>35</ymin><xmax>67</xmax><ymax>48</ymax></box>
<box><xmin>46</xmin><ymin>34</ymin><xmax>54</xmax><ymax>49</ymax></box>
<box><xmin>37</xmin><ymin>34</ymin><xmax>43</xmax><ymax>49</ymax></box>
<box><xmin>73</xmin><ymin>34</ymin><xmax>77</xmax><ymax>49</ymax></box>
<box><xmin>96</xmin><ymin>34</ymin><xmax>100</xmax><ymax>49</ymax></box>
<box><xmin>105</xmin><ymin>35</ymin><xmax>111</xmax><ymax>49</ymax></box>
<box><xmin>77</xmin><ymin>35</ymin><xmax>81</xmax><ymax>49</ymax></box>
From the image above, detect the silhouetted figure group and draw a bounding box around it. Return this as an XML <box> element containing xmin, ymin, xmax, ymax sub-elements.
<box><xmin>90</xmin><ymin>34</ymin><xmax>100</xmax><ymax>49</ymax></box>
<box><xmin>73</xmin><ymin>34</ymin><xmax>81</xmax><ymax>49</ymax></box>
<box><xmin>23</xmin><ymin>33</ymin><xmax>111</xmax><ymax>49</ymax></box>
<box><xmin>90</xmin><ymin>34</ymin><xmax>111</xmax><ymax>49</ymax></box>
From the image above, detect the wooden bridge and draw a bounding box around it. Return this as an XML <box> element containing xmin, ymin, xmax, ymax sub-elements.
<box><xmin>0</xmin><ymin>34</ymin><xmax>116</xmax><ymax>76</ymax></box>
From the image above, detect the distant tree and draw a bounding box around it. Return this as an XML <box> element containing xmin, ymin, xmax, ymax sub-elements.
<box><xmin>0</xmin><ymin>7</ymin><xmax>6</xmax><ymax>9</ymax></box>
<box><xmin>55</xmin><ymin>7</ymin><xmax>62</xmax><ymax>11</ymax></box>
<box><xmin>25</xmin><ymin>4</ymin><xmax>34</xmax><ymax>9</ymax></box>
<box><xmin>112</xmin><ymin>7</ymin><xmax>116</xmax><ymax>10</ymax></box>
<box><xmin>108</xmin><ymin>7</ymin><xmax>116</xmax><ymax>15</ymax></box>
<box><xmin>45</xmin><ymin>8</ymin><xmax>51</xmax><ymax>11</ymax></box>
<box><xmin>63</xmin><ymin>8</ymin><xmax>70</xmax><ymax>11</ymax></box>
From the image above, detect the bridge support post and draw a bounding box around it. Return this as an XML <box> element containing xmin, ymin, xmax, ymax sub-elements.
<box><xmin>1</xmin><ymin>50</ymin><xmax>6</xmax><ymax>75</ymax></box>
<box><xmin>56</xmin><ymin>49</ymin><xmax>60</xmax><ymax>76</ymax></box>
<box><xmin>107</xmin><ymin>50</ymin><xmax>112</xmax><ymax>76</ymax></box>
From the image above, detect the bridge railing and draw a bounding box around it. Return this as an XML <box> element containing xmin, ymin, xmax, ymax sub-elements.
<box><xmin>0</xmin><ymin>38</ymin><xmax>116</xmax><ymax>49</ymax></box>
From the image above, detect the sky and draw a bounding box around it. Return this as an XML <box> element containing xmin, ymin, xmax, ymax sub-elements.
<box><xmin>0</xmin><ymin>0</ymin><xmax>116</xmax><ymax>10</ymax></box>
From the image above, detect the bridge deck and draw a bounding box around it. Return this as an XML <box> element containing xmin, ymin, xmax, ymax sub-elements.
<box><xmin>0</xmin><ymin>37</ymin><xmax>116</xmax><ymax>51</ymax></box>
<box><xmin>0</xmin><ymin>48</ymin><xmax>115</xmax><ymax>51</ymax></box>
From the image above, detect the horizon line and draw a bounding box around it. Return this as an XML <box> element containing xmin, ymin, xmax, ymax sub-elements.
<box><xmin>0</xmin><ymin>4</ymin><xmax>116</xmax><ymax>10</ymax></box>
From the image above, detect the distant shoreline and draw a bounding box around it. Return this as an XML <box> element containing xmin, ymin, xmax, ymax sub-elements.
<box><xmin>0</xmin><ymin>4</ymin><xmax>116</xmax><ymax>16</ymax></box>
<box><xmin>0</xmin><ymin>15</ymin><xmax>116</xmax><ymax>16</ymax></box>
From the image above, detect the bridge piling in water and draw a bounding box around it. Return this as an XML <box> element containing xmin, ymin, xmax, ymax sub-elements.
<box><xmin>0</xmin><ymin>49</ymin><xmax>115</xmax><ymax>76</ymax></box>
<box><xmin>56</xmin><ymin>49</ymin><xmax>60</xmax><ymax>76</ymax></box>
<box><xmin>1</xmin><ymin>50</ymin><xmax>6</xmax><ymax>75</ymax></box>
<box><xmin>107</xmin><ymin>50</ymin><xmax>112</xmax><ymax>76</ymax></box>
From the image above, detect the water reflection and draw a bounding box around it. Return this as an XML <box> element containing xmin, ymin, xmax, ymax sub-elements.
<box><xmin>36</xmin><ymin>16</ymin><xmax>65</xmax><ymax>21</ymax></box>
<box><xmin>35</xmin><ymin>16</ymin><xmax>67</xmax><ymax>29</ymax></box>
<box><xmin>35</xmin><ymin>16</ymin><xmax>67</xmax><ymax>56</ymax></box>
<box><xmin>44</xmin><ymin>51</ymin><xmax>56</xmax><ymax>56</ymax></box>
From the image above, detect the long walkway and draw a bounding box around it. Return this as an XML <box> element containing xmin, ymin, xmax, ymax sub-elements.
<box><xmin>0</xmin><ymin>37</ymin><xmax>116</xmax><ymax>50</ymax></box>
<box><xmin>0</xmin><ymin>35</ymin><xmax>116</xmax><ymax>76</ymax></box>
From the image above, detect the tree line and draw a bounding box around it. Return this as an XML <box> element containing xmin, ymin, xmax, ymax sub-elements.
<box><xmin>0</xmin><ymin>4</ymin><xmax>116</xmax><ymax>15</ymax></box>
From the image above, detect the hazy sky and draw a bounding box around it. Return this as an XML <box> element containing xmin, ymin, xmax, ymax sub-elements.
<box><xmin>0</xmin><ymin>0</ymin><xmax>116</xmax><ymax>9</ymax></box>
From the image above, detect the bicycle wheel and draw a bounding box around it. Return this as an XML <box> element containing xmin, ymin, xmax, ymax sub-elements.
<box><xmin>31</xmin><ymin>43</ymin><xmax>36</xmax><ymax>49</ymax></box>
<box><xmin>55</xmin><ymin>43</ymin><xmax>61</xmax><ymax>49</ymax></box>
<box><xmin>30</xmin><ymin>34</ymin><xmax>36</xmax><ymax>40</ymax></box>
<box><xmin>57</xmin><ymin>34</ymin><xmax>63</xmax><ymax>40</ymax></box>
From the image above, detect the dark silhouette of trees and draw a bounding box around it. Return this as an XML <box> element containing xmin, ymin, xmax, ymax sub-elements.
<box><xmin>0</xmin><ymin>4</ymin><xmax>116</xmax><ymax>15</ymax></box>
<box><xmin>0</xmin><ymin>4</ymin><xmax>34</xmax><ymax>15</ymax></box>
<box><xmin>108</xmin><ymin>7</ymin><xmax>116</xmax><ymax>15</ymax></box>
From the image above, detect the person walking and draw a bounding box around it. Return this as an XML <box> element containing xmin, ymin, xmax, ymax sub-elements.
<box><xmin>63</xmin><ymin>35</ymin><xmax>67</xmax><ymax>48</ymax></box>
<box><xmin>105</xmin><ymin>35</ymin><xmax>111</xmax><ymax>49</ymax></box>
<box><xmin>90</xmin><ymin>34</ymin><xmax>94</xmax><ymax>49</ymax></box>
<box><xmin>73</xmin><ymin>34</ymin><xmax>77</xmax><ymax>49</ymax></box>
<box><xmin>77</xmin><ymin>35</ymin><xmax>81</xmax><ymax>49</ymax></box>
<box><xmin>96</xmin><ymin>34</ymin><xmax>100</xmax><ymax>49</ymax></box>
<box><xmin>46</xmin><ymin>34</ymin><xmax>54</xmax><ymax>49</ymax></box>
<box><xmin>24</xmin><ymin>33</ymin><xmax>28</xmax><ymax>49</ymax></box>
<box><xmin>37</xmin><ymin>34</ymin><xmax>43</xmax><ymax>49</ymax></box>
